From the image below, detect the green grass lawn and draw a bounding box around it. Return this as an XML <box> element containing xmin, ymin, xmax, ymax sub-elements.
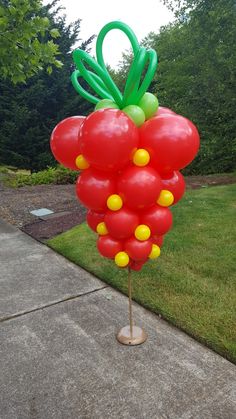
<box><xmin>48</xmin><ymin>184</ymin><xmax>236</xmax><ymax>363</ymax></box>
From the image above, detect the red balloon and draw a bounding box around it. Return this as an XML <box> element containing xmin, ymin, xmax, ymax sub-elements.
<box><xmin>125</xmin><ymin>237</ymin><xmax>152</xmax><ymax>261</ymax></box>
<box><xmin>156</xmin><ymin>106</ymin><xmax>175</xmax><ymax>116</ymax></box>
<box><xmin>141</xmin><ymin>205</ymin><xmax>173</xmax><ymax>236</ymax></box>
<box><xmin>76</xmin><ymin>169</ymin><xmax>116</xmax><ymax>211</ymax></box>
<box><xmin>97</xmin><ymin>235</ymin><xmax>123</xmax><ymax>259</ymax></box>
<box><xmin>161</xmin><ymin>171</ymin><xmax>186</xmax><ymax>204</ymax></box>
<box><xmin>152</xmin><ymin>235</ymin><xmax>164</xmax><ymax>247</ymax></box>
<box><xmin>140</xmin><ymin>114</ymin><xmax>200</xmax><ymax>173</ymax></box>
<box><xmin>117</xmin><ymin>166</ymin><xmax>162</xmax><ymax>210</ymax></box>
<box><xmin>86</xmin><ymin>210</ymin><xmax>105</xmax><ymax>232</ymax></box>
<box><xmin>105</xmin><ymin>207</ymin><xmax>139</xmax><ymax>240</ymax></box>
<box><xmin>79</xmin><ymin>109</ymin><xmax>139</xmax><ymax>171</ymax></box>
<box><xmin>129</xmin><ymin>260</ymin><xmax>147</xmax><ymax>271</ymax></box>
<box><xmin>50</xmin><ymin>116</ymin><xmax>85</xmax><ymax>170</ymax></box>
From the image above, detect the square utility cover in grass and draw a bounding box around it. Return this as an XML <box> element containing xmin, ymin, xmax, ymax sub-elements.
<box><xmin>48</xmin><ymin>184</ymin><xmax>236</xmax><ymax>363</ymax></box>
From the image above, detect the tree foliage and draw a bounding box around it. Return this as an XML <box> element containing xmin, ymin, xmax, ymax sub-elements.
<box><xmin>0</xmin><ymin>0</ymin><xmax>235</xmax><ymax>175</ymax></box>
<box><xmin>118</xmin><ymin>0</ymin><xmax>236</xmax><ymax>174</ymax></box>
<box><xmin>0</xmin><ymin>1</ymin><xmax>94</xmax><ymax>171</ymax></box>
<box><xmin>0</xmin><ymin>0</ymin><xmax>63</xmax><ymax>83</ymax></box>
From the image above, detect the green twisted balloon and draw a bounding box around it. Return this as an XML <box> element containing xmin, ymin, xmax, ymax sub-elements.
<box><xmin>71</xmin><ymin>21</ymin><xmax>158</xmax><ymax>108</ymax></box>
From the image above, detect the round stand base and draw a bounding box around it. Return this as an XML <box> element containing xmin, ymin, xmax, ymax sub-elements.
<box><xmin>116</xmin><ymin>325</ymin><xmax>147</xmax><ymax>346</ymax></box>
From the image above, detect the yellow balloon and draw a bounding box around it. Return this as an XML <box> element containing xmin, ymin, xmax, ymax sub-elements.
<box><xmin>133</xmin><ymin>148</ymin><xmax>150</xmax><ymax>167</ymax></box>
<box><xmin>107</xmin><ymin>194</ymin><xmax>123</xmax><ymax>211</ymax></box>
<box><xmin>135</xmin><ymin>224</ymin><xmax>151</xmax><ymax>241</ymax></box>
<box><xmin>149</xmin><ymin>244</ymin><xmax>161</xmax><ymax>259</ymax></box>
<box><xmin>157</xmin><ymin>190</ymin><xmax>174</xmax><ymax>207</ymax></box>
<box><xmin>75</xmin><ymin>154</ymin><xmax>90</xmax><ymax>170</ymax></box>
<box><xmin>96</xmin><ymin>222</ymin><xmax>108</xmax><ymax>236</ymax></box>
<box><xmin>115</xmin><ymin>251</ymin><xmax>129</xmax><ymax>267</ymax></box>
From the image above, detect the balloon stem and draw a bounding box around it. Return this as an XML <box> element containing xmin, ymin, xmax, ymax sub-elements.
<box><xmin>128</xmin><ymin>267</ymin><xmax>133</xmax><ymax>339</ymax></box>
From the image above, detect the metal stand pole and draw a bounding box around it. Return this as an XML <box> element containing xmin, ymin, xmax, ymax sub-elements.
<box><xmin>128</xmin><ymin>268</ymin><xmax>133</xmax><ymax>339</ymax></box>
<box><xmin>116</xmin><ymin>268</ymin><xmax>147</xmax><ymax>346</ymax></box>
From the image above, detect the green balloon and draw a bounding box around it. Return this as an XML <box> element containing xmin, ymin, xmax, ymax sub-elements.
<box><xmin>95</xmin><ymin>99</ymin><xmax>119</xmax><ymax>110</ymax></box>
<box><xmin>122</xmin><ymin>47</ymin><xmax>146</xmax><ymax>107</ymax></box>
<box><xmin>138</xmin><ymin>92</ymin><xmax>159</xmax><ymax>120</ymax></box>
<box><xmin>122</xmin><ymin>105</ymin><xmax>145</xmax><ymax>127</ymax></box>
<box><xmin>71</xmin><ymin>22</ymin><xmax>158</xmax><ymax>109</ymax></box>
<box><xmin>73</xmin><ymin>49</ymin><xmax>115</xmax><ymax>102</ymax></box>
<box><xmin>71</xmin><ymin>70</ymin><xmax>99</xmax><ymax>104</ymax></box>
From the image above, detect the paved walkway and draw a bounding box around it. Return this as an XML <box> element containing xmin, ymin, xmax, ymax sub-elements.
<box><xmin>0</xmin><ymin>218</ymin><xmax>235</xmax><ymax>419</ymax></box>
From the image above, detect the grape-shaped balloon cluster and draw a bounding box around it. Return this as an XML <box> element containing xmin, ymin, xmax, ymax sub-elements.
<box><xmin>50</xmin><ymin>96</ymin><xmax>199</xmax><ymax>271</ymax></box>
<box><xmin>50</xmin><ymin>21</ymin><xmax>200</xmax><ymax>272</ymax></box>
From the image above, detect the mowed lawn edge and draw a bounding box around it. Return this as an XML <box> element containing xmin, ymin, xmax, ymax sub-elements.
<box><xmin>48</xmin><ymin>184</ymin><xmax>236</xmax><ymax>363</ymax></box>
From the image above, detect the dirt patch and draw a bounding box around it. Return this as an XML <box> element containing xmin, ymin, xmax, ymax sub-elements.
<box><xmin>0</xmin><ymin>183</ymin><xmax>80</xmax><ymax>227</ymax></box>
<box><xmin>22</xmin><ymin>211</ymin><xmax>86</xmax><ymax>241</ymax></box>
<box><xmin>0</xmin><ymin>173</ymin><xmax>235</xmax><ymax>241</ymax></box>
<box><xmin>185</xmin><ymin>174</ymin><xmax>236</xmax><ymax>189</ymax></box>
<box><xmin>0</xmin><ymin>183</ymin><xmax>86</xmax><ymax>241</ymax></box>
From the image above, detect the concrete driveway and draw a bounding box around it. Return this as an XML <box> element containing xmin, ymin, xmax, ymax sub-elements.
<box><xmin>0</xmin><ymin>219</ymin><xmax>235</xmax><ymax>419</ymax></box>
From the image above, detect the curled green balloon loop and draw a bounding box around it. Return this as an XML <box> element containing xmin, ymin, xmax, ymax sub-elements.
<box><xmin>124</xmin><ymin>48</ymin><xmax>158</xmax><ymax>106</ymax></box>
<box><xmin>73</xmin><ymin>50</ymin><xmax>114</xmax><ymax>101</ymax></box>
<box><xmin>71</xmin><ymin>70</ymin><xmax>99</xmax><ymax>104</ymax></box>
<box><xmin>91</xmin><ymin>71</ymin><xmax>112</xmax><ymax>92</ymax></box>
<box><xmin>122</xmin><ymin>47</ymin><xmax>147</xmax><ymax>107</ymax></box>
<box><xmin>72</xmin><ymin>68</ymin><xmax>114</xmax><ymax>104</ymax></box>
<box><xmin>71</xmin><ymin>21</ymin><xmax>158</xmax><ymax>108</ymax></box>
<box><xmin>96</xmin><ymin>21</ymin><xmax>139</xmax><ymax>68</ymax></box>
<box><xmin>96</xmin><ymin>21</ymin><xmax>140</xmax><ymax>107</ymax></box>
<box><xmin>133</xmin><ymin>49</ymin><xmax>158</xmax><ymax>104</ymax></box>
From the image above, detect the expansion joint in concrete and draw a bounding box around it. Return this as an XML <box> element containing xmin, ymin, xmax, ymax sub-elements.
<box><xmin>0</xmin><ymin>285</ymin><xmax>109</xmax><ymax>324</ymax></box>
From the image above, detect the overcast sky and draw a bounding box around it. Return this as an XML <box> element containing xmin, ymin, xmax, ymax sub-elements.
<box><xmin>44</xmin><ymin>0</ymin><xmax>174</xmax><ymax>68</ymax></box>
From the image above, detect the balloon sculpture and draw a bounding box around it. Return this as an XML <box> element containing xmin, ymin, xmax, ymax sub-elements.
<box><xmin>50</xmin><ymin>22</ymin><xmax>200</xmax><ymax>344</ymax></box>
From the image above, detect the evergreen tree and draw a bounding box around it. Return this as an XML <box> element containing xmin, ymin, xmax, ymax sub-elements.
<box><xmin>0</xmin><ymin>0</ymin><xmax>94</xmax><ymax>171</ymax></box>
<box><xmin>117</xmin><ymin>0</ymin><xmax>236</xmax><ymax>174</ymax></box>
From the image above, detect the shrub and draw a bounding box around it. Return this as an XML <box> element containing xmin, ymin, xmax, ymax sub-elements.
<box><xmin>0</xmin><ymin>166</ymin><xmax>8</xmax><ymax>174</ymax></box>
<box><xmin>6</xmin><ymin>166</ymin><xmax>79</xmax><ymax>187</ymax></box>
